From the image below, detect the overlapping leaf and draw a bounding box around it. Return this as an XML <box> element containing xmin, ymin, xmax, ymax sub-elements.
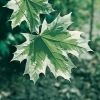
<box><xmin>4</xmin><ymin>0</ymin><xmax>54</xmax><ymax>33</ymax></box>
<box><xmin>12</xmin><ymin>13</ymin><xmax>91</xmax><ymax>83</ymax></box>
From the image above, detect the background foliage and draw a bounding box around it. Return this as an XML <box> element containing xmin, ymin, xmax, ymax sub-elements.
<box><xmin>0</xmin><ymin>0</ymin><xmax>100</xmax><ymax>100</ymax></box>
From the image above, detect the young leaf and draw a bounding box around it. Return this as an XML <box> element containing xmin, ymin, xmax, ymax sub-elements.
<box><xmin>4</xmin><ymin>0</ymin><xmax>54</xmax><ymax>33</ymax></box>
<box><xmin>12</xmin><ymin>13</ymin><xmax>91</xmax><ymax>83</ymax></box>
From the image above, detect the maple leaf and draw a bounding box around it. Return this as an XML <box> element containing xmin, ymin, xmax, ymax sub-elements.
<box><xmin>12</xmin><ymin>13</ymin><xmax>91</xmax><ymax>83</ymax></box>
<box><xmin>4</xmin><ymin>0</ymin><xmax>54</xmax><ymax>33</ymax></box>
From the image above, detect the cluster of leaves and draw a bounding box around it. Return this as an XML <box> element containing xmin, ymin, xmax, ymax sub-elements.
<box><xmin>4</xmin><ymin>0</ymin><xmax>91</xmax><ymax>83</ymax></box>
<box><xmin>1</xmin><ymin>0</ymin><xmax>100</xmax><ymax>100</ymax></box>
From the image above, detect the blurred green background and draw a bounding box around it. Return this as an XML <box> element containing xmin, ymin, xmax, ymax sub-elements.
<box><xmin>0</xmin><ymin>0</ymin><xmax>100</xmax><ymax>100</ymax></box>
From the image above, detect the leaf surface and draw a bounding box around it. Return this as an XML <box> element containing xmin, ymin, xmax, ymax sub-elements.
<box><xmin>5</xmin><ymin>0</ymin><xmax>54</xmax><ymax>33</ymax></box>
<box><xmin>12</xmin><ymin>13</ymin><xmax>91</xmax><ymax>83</ymax></box>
